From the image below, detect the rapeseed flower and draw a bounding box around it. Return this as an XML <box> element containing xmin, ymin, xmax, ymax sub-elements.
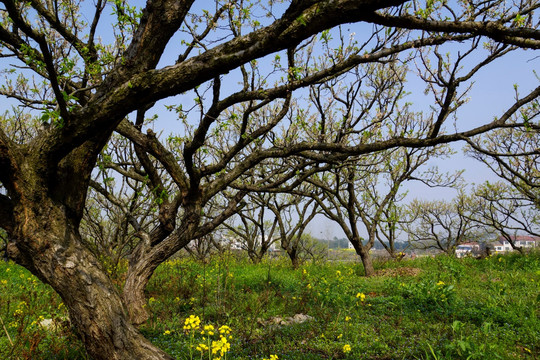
<box><xmin>196</xmin><ymin>343</ymin><xmax>209</xmax><ymax>352</ymax></box>
<box><xmin>201</xmin><ymin>324</ymin><xmax>215</xmax><ymax>335</ymax></box>
<box><xmin>211</xmin><ymin>336</ymin><xmax>231</xmax><ymax>357</ymax></box>
<box><xmin>183</xmin><ymin>314</ymin><xmax>201</xmax><ymax>331</ymax></box>
<box><xmin>219</xmin><ymin>325</ymin><xmax>232</xmax><ymax>335</ymax></box>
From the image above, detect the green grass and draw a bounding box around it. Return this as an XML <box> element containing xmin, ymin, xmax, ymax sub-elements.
<box><xmin>1</xmin><ymin>252</ymin><xmax>539</xmax><ymax>359</ymax></box>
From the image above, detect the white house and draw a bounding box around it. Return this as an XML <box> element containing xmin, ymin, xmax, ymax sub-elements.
<box><xmin>455</xmin><ymin>242</ymin><xmax>482</xmax><ymax>258</ymax></box>
<box><xmin>492</xmin><ymin>235</ymin><xmax>540</xmax><ymax>253</ymax></box>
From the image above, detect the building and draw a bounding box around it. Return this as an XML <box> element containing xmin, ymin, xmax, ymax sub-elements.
<box><xmin>455</xmin><ymin>242</ymin><xmax>482</xmax><ymax>258</ymax></box>
<box><xmin>492</xmin><ymin>235</ymin><xmax>540</xmax><ymax>253</ymax></box>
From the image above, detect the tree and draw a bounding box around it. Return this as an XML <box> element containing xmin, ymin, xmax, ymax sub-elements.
<box><xmin>302</xmin><ymin>57</ymin><xmax>463</xmax><ymax>274</ymax></box>
<box><xmin>1</xmin><ymin>0</ymin><xmax>539</xmax><ymax>358</ymax></box>
<box><xmin>471</xmin><ymin>181</ymin><xmax>539</xmax><ymax>253</ymax></box>
<box><xmin>223</xmin><ymin>193</ymin><xmax>279</xmax><ymax>263</ymax></box>
<box><xmin>466</xmin><ymin>122</ymin><xmax>540</xmax><ymax>208</ymax></box>
<box><xmin>405</xmin><ymin>192</ymin><xmax>485</xmax><ymax>255</ymax></box>
<box><xmin>81</xmin><ymin>134</ymin><xmax>159</xmax><ymax>276</ymax></box>
<box><xmin>266</xmin><ymin>192</ymin><xmax>319</xmax><ymax>268</ymax></box>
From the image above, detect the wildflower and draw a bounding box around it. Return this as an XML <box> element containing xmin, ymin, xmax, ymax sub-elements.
<box><xmin>343</xmin><ymin>344</ymin><xmax>352</xmax><ymax>353</ymax></box>
<box><xmin>302</xmin><ymin>269</ymin><xmax>307</xmax><ymax>275</ymax></box>
<box><xmin>1</xmin><ymin>280</ymin><xmax>7</xmax><ymax>285</ymax></box>
<box><xmin>263</xmin><ymin>355</ymin><xmax>279</xmax><ymax>360</ymax></box>
<box><xmin>219</xmin><ymin>325</ymin><xmax>232</xmax><ymax>335</ymax></box>
<box><xmin>436</xmin><ymin>281</ymin><xmax>445</xmax><ymax>286</ymax></box>
<box><xmin>211</xmin><ymin>336</ymin><xmax>231</xmax><ymax>357</ymax></box>
<box><xmin>148</xmin><ymin>297</ymin><xmax>156</xmax><ymax>304</ymax></box>
<box><xmin>163</xmin><ymin>330</ymin><xmax>171</xmax><ymax>335</ymax></box>
<box><xmin>336</xmin><ymin>270</ymin><xmax>342</xmax><ymax>276</ymax></box>
<box><xmin>174</xmin><ymin>297</ymin><xmax>180</xmax><ymax>302</ymax></box>
<box><xmin>306</xmin><ymin>283</ymin><xmax>312</xmax><ymax>289</ymax></box>
<box><xmin>337</xmin><ymin>333</ymin><xmax>343</xmax><ymax>339</ymax></box>
<box><xmin>201</xmin><ymin>324</ymin><xmax>215</xmax><ymax>336</ymax></box>
<box><xmin>345</xmin><ymin>316</ymin><xmax>351</xmax><ymax>322</ymax></box>
<box><xmin>196</xmin><ymin>343</ymin><xmax>209</xmax><ymax>352</ymax></box>
<box><xmin>183</xmin><ymin>315</ymin><xmax>201</xmax><ymax>331</ymax></box>
<box><xmin>356</xmin><ymin>292</ymin><xmax>366</xmax><ymax>302</ymax></box>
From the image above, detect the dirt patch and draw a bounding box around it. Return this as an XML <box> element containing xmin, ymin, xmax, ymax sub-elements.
<box><xmin>374</xmin><ymin>267</ymin><xmax>422</xmax><ymax>277</ymax></box>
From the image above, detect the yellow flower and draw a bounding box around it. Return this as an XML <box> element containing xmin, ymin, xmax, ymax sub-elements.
<box><xmin>345</xmin><ymin>316</ymin><xmax>351</xmax><ymax>322</ymax></box>
<box><xmin>356</xmin><ymin>292</ymin><xmax>366</xmax><ymax>301</ymax></box>
<box><xmin>219</xmin><ymin>325</ymin><xmax>232</xmax><ymax>335</ymax></box>
<box><xmin>183</xmin><ymin>315</ymin><xmax>201</xmax><ymax>331</ymax></box>
<box><xmin>1</xmin><ymin>280</ymin><xmax>7</xmax><ymax>285</ymax></box>
<box><xmin>336</xmin><ymin>270</ymin><xmax>342</xmax><ymax>276</ymax></box>
<box><xmin>163</xmin><ymin>330</ymin><xmax>171</xmax><ymax>335</ymax></box>
<box><xmin>201</xmin><ymin>324</ymin><xmax>215</xmax><ymax>335</ymax></box>
<box><xmin>436</xmin><ymin>281</ymin><xmax>445</xmax><ymax>286</ymax></box>
<box><xmin>343</xmin><ymin>344</ymin><xmax>352</xmax><ymax>353</ymax></box>
<box><xmin>196</xmin><ymin>343</ymin><xmax>209</xmax><ymax>352</ymax></box>
<box><xmin>263</xmin><ymin>355</ymin><xmax>279</xmax><ymax>360</ymax></box>
<box><xmin>306</xmin><ymin>283</ymin><xmax>312</xmax><ymax>289</ymax></box>
<box><xmin>211</xmin><ymin>336</ymin><xmax>231</xmax><ymax>357</ymax></box>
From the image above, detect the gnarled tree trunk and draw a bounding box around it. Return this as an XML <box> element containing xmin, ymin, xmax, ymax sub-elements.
<box><xmin>122</xmin><ymin>208</ymin><xmax>201</xmax><ymax>326</ymax></box>
<box><xmin>10</xmin><ymin>196</ymin><xmax>173</xmax><ymax>360</ymax></box>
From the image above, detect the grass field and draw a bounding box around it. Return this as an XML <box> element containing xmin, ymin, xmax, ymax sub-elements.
<box><xmin>1</xmin><ymin>252</ymin><xmax>539</xmax><ymax>359</ymax></box>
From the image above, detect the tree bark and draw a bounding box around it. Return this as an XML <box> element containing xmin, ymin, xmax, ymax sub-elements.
<box><xmin>122</xmin><ymin>244</ymin><xmax>154</xmax><ymax>326</ymax></box>
<box><xmin>10</xmin><ymin>198</ymin><xmax>173</xmax><ymax>360</ymax></box>
<box><xmin>358</xmin><ymin>247</ymin><xmax>375</xmax><ymax>277</ymax></box>
<box><xmin>122</xmin><ymin>207</ymin><xmax>201</xmax><ymax>326</ymax></box>
<box><xmin>287</xmin><ymin>248</ymin><xmax>300</xmax><ymax>269</ymax></box>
